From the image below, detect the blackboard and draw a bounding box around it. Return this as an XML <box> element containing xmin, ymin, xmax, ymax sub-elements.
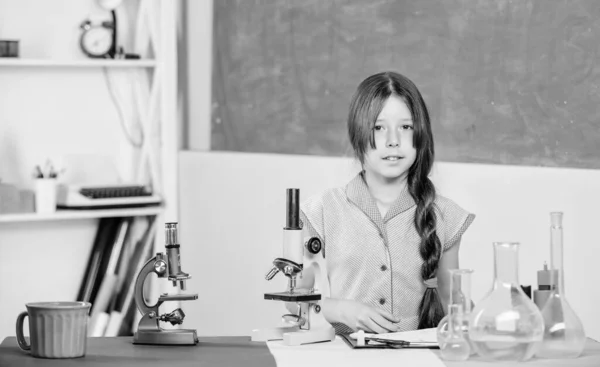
<box><xmin>211</xmin><ymin>0</ymin><xmax>600</xmax><ymax>169</ymax></box>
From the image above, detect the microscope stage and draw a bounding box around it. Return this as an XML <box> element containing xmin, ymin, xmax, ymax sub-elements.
<box><xmin>264</xmin><ymin>291</ymin><xmax>321</xmax><ymax>302</ymax></box>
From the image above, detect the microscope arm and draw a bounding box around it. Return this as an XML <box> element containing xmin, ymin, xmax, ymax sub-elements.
<box><xmin>134</xmin><ymin>255</ymin><xmax>166</xmax><ymax>316</ymax></box>
<box><xmin>135</xmin><ymin>254</ymin><xmax>200</xmax><ymax>315</ymax></box>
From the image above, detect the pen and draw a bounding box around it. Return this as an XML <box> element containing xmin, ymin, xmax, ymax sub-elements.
<box><xmin>34</xmin><ymin>165</ymin><xmax>44</xmax><ymax>178</ymax></box>
<box><xmin>48</xmin><ymin>164</ymin><xmax>57</xmax><ymax>178</ymax></box>
<box><xmin>365</xmin><ymin>336</ymin><xmax>438</xmax><ymax>349</ymax></box>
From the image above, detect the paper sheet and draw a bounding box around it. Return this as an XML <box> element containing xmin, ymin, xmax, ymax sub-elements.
<box><xmin>267</xmin><ymin>336</ymin><xmax>445</xmax><ymax>367</ymax></box>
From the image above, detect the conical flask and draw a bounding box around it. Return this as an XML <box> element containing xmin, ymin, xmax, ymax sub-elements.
<box><xmin>536</xmin><ymin>212</ymin><xmax>586</xmax><ymax>358</ymax></box>
<box><xmin>469</xmin><ymin>242</ymin><xmax>544</xmax><ymax>362</ymax></box>
<box><xmin>437</xmin><ymin>269</ymin><xmax>474</xmax><ymax>359</ymax></box>
<box><xmin>438</xmin><ymin>304</ymin><xmax>471</xmax><ymax>361</ymax></box>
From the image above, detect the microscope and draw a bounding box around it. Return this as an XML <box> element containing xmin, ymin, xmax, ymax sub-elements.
<box><xmin>133</xmin><ymin>222</ymin><xmax>199</xmax><ymax>345</ymax></box>
<box><xmin>251</xmin><ymin>188</ymin><xmax>335</xmax><ymax>346</ymax></box>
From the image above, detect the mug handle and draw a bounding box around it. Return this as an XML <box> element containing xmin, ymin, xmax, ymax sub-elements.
<box><xmin>16</xmin><ymin>311</ymin><xmax>30</xmax><ymax>351</ymax></box>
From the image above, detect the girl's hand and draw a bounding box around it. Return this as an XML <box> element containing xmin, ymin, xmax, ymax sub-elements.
<box><xmin>324</xmin><ymin>298</ymin><xmax>400</xmax><ymax>334</ymax></box>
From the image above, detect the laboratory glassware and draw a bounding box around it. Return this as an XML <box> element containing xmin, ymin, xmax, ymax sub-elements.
<box><xmin>469</xmin><ymin>242</ymin><xmax>544</xmax><ymax>362</ymax></box>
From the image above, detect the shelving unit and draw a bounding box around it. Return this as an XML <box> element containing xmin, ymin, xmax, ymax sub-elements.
<box><xmin>0</xmin><ymin>0</ymin><xmax>178</xmax><ymax>223</ymax></box>
<box><xmin>0</xmin><ymin>58</ymin><xmax>156</xmax><ymax>67</ymax></box>
<box><xmin>0</xmin><ymin>0</ymin><xmax>180</xmax><ymax>340</ymax></box>
<box><xmin>0</xmin><ymin>206</ymin><xmax>163</xmax><ymax>223</ymax></box>
<box><xmin>0</xmin><ymin>0</ymin><xmax>179</xmax><ymax>223</ymax></box>
<box><xmin>0</xmin><ymin>58</ymin><xmax>156</xmax><ymax>68</ymax></box>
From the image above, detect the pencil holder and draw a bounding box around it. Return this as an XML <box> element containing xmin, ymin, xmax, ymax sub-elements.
<box><xmin>35</xmin><ymin>178</ymin><xmax>57</xmax><ymax>214</ymax></box>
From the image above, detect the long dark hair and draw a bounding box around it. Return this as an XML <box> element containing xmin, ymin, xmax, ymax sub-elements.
<box><xmin>347</xmin><ymin>71</ymin><xmax>444</xmax><ymax>329</ymax></box>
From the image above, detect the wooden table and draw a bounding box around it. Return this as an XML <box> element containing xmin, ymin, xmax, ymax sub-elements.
<box><xmin>0</xmin><ymin>336</ymin><xmax>275</xmax><ymax>367</ymax></box>
<box><xmin>2</xmin><ymin>336</ymin><xmax>600</xmax><ymax>367</ymax></box>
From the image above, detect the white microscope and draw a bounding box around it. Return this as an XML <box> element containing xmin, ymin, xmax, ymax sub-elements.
<box><xmin>251</xmin><ymin>188</ymin><xmax>335</xmax><ymax>345</ymax></box>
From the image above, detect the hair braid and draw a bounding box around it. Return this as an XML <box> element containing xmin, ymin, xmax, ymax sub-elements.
<box><xmin>410</xmin><ymin>175</ymin><xmax>444</xmax><ymax>329</ymax></box>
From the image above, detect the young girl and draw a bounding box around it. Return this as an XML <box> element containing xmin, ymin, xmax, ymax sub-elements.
<box><xmin>299</xmin><ymin>71</ymin><xmax>475</xmax><ymax>334</ymax></box>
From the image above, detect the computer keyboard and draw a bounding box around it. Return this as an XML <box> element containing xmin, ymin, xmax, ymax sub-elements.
<box><xmin>79</xmin><ymin>186</ymin><xmax>152</xmax><ymax>199</ymax></box>
<box><xmin>57</xmin><ymin>184</ymin><xmax>162</xmax><ymax>209</ymax></box>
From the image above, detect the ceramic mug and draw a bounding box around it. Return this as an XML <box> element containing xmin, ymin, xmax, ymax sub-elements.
<box><xmin>16</xmin><ymin>301</ymin><xmax>91</xmax><ymax>358</ymax></box>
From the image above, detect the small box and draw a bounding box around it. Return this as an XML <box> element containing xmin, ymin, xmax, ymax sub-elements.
<box><xmin>0</xmin><ymin>182</ymin><xmax>20</xmax><ymax>213</ymax></box>
<box><xmin>0</xmin><ymin>40</ymin><xmax>19</xmax><ymax>57</ymax></box>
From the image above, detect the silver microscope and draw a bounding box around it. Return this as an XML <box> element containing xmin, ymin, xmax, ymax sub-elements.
<box><xmin>133</xmin><ymin>222</ymin><xmax>199</xmax><ymax>345</ymax></box>
<box><xmin>251</xmin><ymin>188</ymin><xmax>335</xmax><ymax>345</ymax></box>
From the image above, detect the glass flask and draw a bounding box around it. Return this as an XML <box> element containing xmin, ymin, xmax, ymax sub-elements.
<box><xmin>536</xmin><ymin>212</ymin><xmax>586</xmax><ymax>358</ymax></box>
<box><xmin>436</xmin><ymin>269</ymin><xmax>474</xmax><ymax>354</ymax></box>
<box><xmin>438</xmin><ymin>304</ymin><xmax>471</xmax><ymax>361</ymax></box>
<box><xmin>469</xmin><ymin>242</ymin><xmax>544</xmax><ymax>362</ymax></box>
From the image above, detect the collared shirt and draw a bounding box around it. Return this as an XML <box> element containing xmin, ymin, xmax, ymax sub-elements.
<box><xmin>300</xmin><ymin>172</ymin><xmax>475</xmax><ymax>333</ymax></box>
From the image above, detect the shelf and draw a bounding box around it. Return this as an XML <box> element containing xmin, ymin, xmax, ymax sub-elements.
<box><xmin>0</xmin><ymin>58</ymin><xmax>156</xmax><ymax>68</ymax></box>
<box><xmin>0</xmin><ymin>206</ymin><xmax>163</xmax><ymax>223</ymax></box>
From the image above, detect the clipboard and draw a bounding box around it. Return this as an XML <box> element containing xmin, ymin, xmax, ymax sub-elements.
<box><xmin>339</xmin><ymin>329</ymin><xmax>440</xmax><ymax>350</ymax></box>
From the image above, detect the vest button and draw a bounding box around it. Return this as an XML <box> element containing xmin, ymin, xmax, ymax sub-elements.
<box><xmin>381</xmin><ymin>265</ymin><xmax>387</xmax><ymax>271</ymax></box>
<box><xmin>379</xmin><ymin>298</ymin><xmax>386</xmax><ymax>305</ymax></box>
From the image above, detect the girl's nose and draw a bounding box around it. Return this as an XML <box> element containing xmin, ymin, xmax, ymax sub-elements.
<box><xmin>386</xmin><ymin>130</ymin><xmax>400</xmax><ymax>147</ymax></box>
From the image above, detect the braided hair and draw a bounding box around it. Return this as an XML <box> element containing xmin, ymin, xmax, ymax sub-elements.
<box><xmin>347</xmin><ymin>71</ymin><xmax>444</xmax><ymax>329</ymax></box>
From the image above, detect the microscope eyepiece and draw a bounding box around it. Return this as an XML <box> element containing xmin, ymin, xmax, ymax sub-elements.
<box><xmin>163</xmin><ymin>222</ymin><xmax>189</xmax><ymax>281</ymax></box>
<box><xmin>285</xmin><ymin>188</ymin><xmax>301</xmax><ymax>230</ymax></box>
<box><xmin>165</xmin><ymin>222</ymin><xmax>178</xmax><ymax>247</ymax></box>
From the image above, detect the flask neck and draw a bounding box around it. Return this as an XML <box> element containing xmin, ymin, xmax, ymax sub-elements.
<box><xmin>550</xmin><ymin>212</ymin><xmax>565</xmax><ymax>294</ymax></box>
<box><xmin>493</xmin><ymin>242</ymin><xmax>520</xmax><ymax>285</ymax></box>
<box><xmin>447</xmin><ymin>304</ymin><xmax>464</xmax><ymax>333</ymax></box>
<box><xmin>450</xmin><ymin>269</ymin><xmax>473</xmax><ymax>313</ymax></box>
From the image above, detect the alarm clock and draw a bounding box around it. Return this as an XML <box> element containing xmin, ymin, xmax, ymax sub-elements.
<box><xmin>79</xmin><ymin>15</ymin><xmax>116</xmax><ymax>58</ymax></box>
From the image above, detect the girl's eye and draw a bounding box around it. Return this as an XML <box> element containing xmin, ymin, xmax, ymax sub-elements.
<box><xmin>373</xmin><ymin>125</ymin><xmax>384</xmax><ymax>131</ymax></box>
<box><xmin>402</xmin><ymin>125</ymin><xmax>414</xmax><ymax>130</ymax></box>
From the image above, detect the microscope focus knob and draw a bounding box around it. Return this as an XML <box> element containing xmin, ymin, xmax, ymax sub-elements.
<box><xmin>306</xmin><ymin>237</ymin><xmax>322</xmax><ymax>254</ymax></box>
<box><xmin>154</xmin><ymin>260</ymin><xmax>167</xmax><ymax>275</ymax></box>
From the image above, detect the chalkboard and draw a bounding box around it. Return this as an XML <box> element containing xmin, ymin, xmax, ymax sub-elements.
<box><xmin>211</xmin><ymin>0</ymin><xmax>600</xmax><ymax>169</ymax></box>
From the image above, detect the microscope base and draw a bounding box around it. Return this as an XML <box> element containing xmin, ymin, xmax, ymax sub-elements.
<box><xmin>251</xmin><ymin>325</ymin><xmax>299</xmax><ymax>342</ymax></box>
<box><xmin>133</xmin><ymin>329</ymin><xmax>198</xmax><ymax>345</ymax></box>
<box><xmin>283</xmin><ymin>326</ymin><xmax>336</xmax><ymax>346</ymax></box>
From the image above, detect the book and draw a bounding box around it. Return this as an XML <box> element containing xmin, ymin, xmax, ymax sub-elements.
<box><xmin>104</xmin><ymin>216</ymin><xmax>149</xmax><ymax>336</ymax></box>
<box><xmin>88</xmin><ymin>218</ymin><xmax>122</xmax><ymax>307</ymax></box>
<box><xmin>88</xmin><ymin>218</ymin><xmax>132</xmax><ymax>336</ymax></box>
<box><xmin>104</xmin><ymin>217</ymin><xmax>156</xmax><ymax>336</ymax></box>
<box><xmin>77</xmin><ymin>218</ymin><xmax>120</xmax><ymax>303</ymax></box>
<box><xmin>103</xmin><ymin>216</ymin><xmax>147</xmax><ymax>336</ymax></box>
<box><xmin>89</xmin><ymin>312</ymin><xmax>110</xmax><ymax>337</ymax></box>
<box><xmin>103</xmin><ymin>217</ymin><xmax>147</xmax><ymax>337</ymax></box>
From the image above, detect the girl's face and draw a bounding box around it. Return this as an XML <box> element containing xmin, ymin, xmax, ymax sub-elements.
<box><xmin>363</xmin><ymin>95</ymin><xmax>417</xmax><ymax>181</ymax></box>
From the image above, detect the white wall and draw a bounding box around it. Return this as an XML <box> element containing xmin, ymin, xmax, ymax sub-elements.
<box><xmin>185</xmin><ymin>0</ymin><xmax>212</xmax><ymax>151</ymax></box>
<box><xmin>179</xmin><ymin>151</ymin><xmax>599</xmax><ymax>341</ymax></box>
<box><xmin>0</xmin><ymin>0</ymin><xmax>144</xmax><ymax>187</ymax></box>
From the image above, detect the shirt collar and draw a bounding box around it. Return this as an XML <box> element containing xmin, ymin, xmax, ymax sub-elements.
<box><xmin>346</xmin><ymin>171</ymin><xmax>416</xmax><ymax>224</ymax></box>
